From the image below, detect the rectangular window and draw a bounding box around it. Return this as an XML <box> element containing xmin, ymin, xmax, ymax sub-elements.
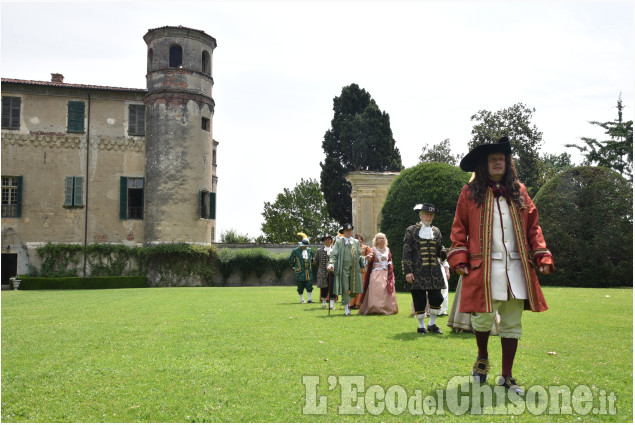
<box><xmin>1</xmin><ymin>176</ymin><xmax>22</xmax><ymax>218</ymax></box>
<box><xmin>199</xmin><ymin>190</ymin><xmax>208</xmax><ymax>219</ymax></box>
<box><xmin>64</xmin><ymin>176</ymin><xmax>84</xmax><ymax>207</ymax></box>
<box><xmin>67</xmin><ymin>101</ymin><xmax>85</xmax><ymax>133</ymax></box>
<box><xmin>1</xmin><ymin>97</ymin><xmax>21</xmax><ymax>129</ymax></box>
<box><xmin>128</xmin><ymin>104</ymin><xmax>145</xmax><ymax>136</ymax></box>
<box><xmin>201</xmin><ymin>117</ymin><xmax>210</xmax><ymax>131</ymax></box>
<box><xmin>198</xmin><ymin>190</ymin><xmax>216</xmax><ymax>219</ymax></box>
<box><xmin>120</xmin><ymin>177</ymin><xmax>144</xmax><ymax>219</ymax></box>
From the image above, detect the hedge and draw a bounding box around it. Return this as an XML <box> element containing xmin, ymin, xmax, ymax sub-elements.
<box><xmin>533</xmin><ymin>166</ymin><xmax>633</xmax><ymax>287</ymax></box>
<box><xmin>18</xmin><ymin>276</ymin><xmax>148</xmax><ymax>290</ymax></box>
<box><xmin>379</xmin><ymin>162</ymin><xmax>471</xmax><ymax>291</ymax></box>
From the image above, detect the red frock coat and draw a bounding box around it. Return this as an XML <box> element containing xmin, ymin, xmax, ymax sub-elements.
<box><xmin>447</xmin><ymin>184</ymin><xmax>553</xmax><ymax>313</ymax></box>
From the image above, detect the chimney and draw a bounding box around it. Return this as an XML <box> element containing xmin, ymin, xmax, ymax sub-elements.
<box><xmin>51</xmin><ymin>73</ymin><xmax>64</xmax><ymax>83</ymax></box>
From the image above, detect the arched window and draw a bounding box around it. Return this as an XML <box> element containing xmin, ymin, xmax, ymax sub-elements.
<box><xmin>147</xmin><ymin>48</ymin><xmax>153</xmax><ymax>73</ymax></box>
<box><xmin>202</xmin><ymin>50</ymin><xmax>211</xmax><ymax>75</ymax></box>
<box><xmin>169</xmin><ymin>45</ymin><xmax>183</xmax><ymax>68</ymax></box>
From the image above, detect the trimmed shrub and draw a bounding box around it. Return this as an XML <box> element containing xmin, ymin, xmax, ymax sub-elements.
<box><xmin>379</xmin><ymin>162</ymin><xmax>471</xmax><ymax>291</ymax></box>
<box><xmin>19</xmin><ymin>276</ymin><xmax>148</xmax><ymax>290</ymax></box>
<box><xmin>533</xmin><ymin>166</ymin><xmax>633</xmax><ymax>287</ymax></box>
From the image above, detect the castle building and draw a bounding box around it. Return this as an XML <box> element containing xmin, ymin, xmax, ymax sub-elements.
<box><xmin>1</xmin><ymin>26</ymin><xmax>218</xmax><ymax>282</ymax></box>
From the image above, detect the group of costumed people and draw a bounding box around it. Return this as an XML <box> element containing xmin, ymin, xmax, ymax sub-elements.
<box><xmin>289</xmin><ymin>136</ymin><xmax>554</xmax><ymax>395</ymax></box>
<box><xmin>289</xmin><ymin>224</ymin><xmax>399</xmax><ymax>316</ymax></box>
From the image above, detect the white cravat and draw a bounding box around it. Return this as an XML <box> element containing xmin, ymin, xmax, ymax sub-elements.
<box><xmin>344</xmin><ymin>237</ymin><xmax>352</xmax><ymax>245</ymax></box>
<box><xmin>419</xmin><ymin>222</ymin><xmax>433</xmax><ymax>239</ymax></box>
<box><xmin>325</xmin><ymin>246</ymin><xmax>333</xmax><ymax>255</ymax></box>
<box><xmin>302</xmin><ymin>250</ymin><xmax>308</xmax><ymax>260</ymax></box>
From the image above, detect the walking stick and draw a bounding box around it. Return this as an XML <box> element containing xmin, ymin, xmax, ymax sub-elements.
<box><xmin>327</xmin><ymin>270</ymin><xmax>332</xmax><ymax>316</ymax></box>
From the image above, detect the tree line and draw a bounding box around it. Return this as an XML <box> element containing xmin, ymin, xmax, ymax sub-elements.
<box><xmin>255</xmin><ymin>84</ymin><xmax>631</xmax><ymax>247</ymax></box>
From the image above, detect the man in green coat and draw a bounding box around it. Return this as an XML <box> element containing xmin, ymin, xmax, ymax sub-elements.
<box><xmin>327</xmin><ymin>224</ymin><xmax>365</xmax><ymax>316</ymax></box>
<box><xmin>289</xmin><ymin>238</ymin><xmax>314</xmax><ymax>303</ymax></box>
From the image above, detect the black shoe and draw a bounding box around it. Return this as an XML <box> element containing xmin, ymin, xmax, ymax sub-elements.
<box><xmin>417</xmin><ymin>327</ymin><xmax>428</xmax><ymax>334</ymax></box>
<box><xmin>497</xmin><ymin>376</ymin><xmax>524</xmax><ymax>395</ymax></box>
<box><xmin>472</xmin><ymin>357</ymin><xmax>490</xmax><ymax>384</ymax></box>
<box><xmin>427</xmin><ymin>324</ymin><xmax>443</xmax><ymax>334</ymax></box>
<box><xmin>307</xmin><ymin>300</ymin><xmax>314</xmax><ymax>303</ymax></box>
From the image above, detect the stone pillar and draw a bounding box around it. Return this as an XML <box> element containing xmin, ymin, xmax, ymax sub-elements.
<box><xmin>345</xmin><ymin>171</ymin><xmax>400</xmax><ymax>241</ymax></box>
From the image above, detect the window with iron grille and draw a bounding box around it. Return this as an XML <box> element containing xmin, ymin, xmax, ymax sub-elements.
<box><xmin>1</xmin><ymin>97</ymin><xmax>21</xmax><ymax>129</ymax></box>
<box><xmin>201</xmin><ymin>117</ymin><xmax>210</xmax><ymax>131</ymax></box>
<box><xmin>64</xmin><ymin>176</ymin><xmax>84</xmax><ymax>207</ymax></box>
<box><xmin>128</xmin><ymin>104</ymin><xmax>145</xmax><ymax>136</ymax></box>
<box><xmin>67</xmin><ymin>101</ymin><xmax>85</xmax><ymax>133</ymax></box>
<box><xmin>1</xmin><ymin>176</ymin><xmax>22</xmax><ymax>218</ymax></box>
<box><xmin>120</xmin><ymin>177</ymin><xmax>144</xmax><ymax>219</ymax></box>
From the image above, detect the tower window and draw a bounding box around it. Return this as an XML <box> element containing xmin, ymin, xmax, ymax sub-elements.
<box><xmin>202</xmin><ymin>117</ymin><xmax>210</xmax><ymax>131</ymax></box>
<box><xmin>202</xmin><ymin>50</ymin><xmax>211</xmax><ymax>75</ymax></box>
<box><xmin>147</xmin><ymin>48</ymin><xmax>154</xmax><ymax>73</ymax></box>
<box><xmin>169</xmin><ymin>45</ymin><xmax>183</xmax><ymax>68</ymax></box>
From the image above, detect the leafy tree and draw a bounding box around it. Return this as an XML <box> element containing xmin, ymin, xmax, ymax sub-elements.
<box><xmin>469</xmin><ymin>103</ymin><xmax>544</xmax><ymax>196</ymax></box>
<box><xmin>261</xmin><ymin>178</ymin><xmax>339</xmax><ymax>243</ymax></box>
<box><xmin>533</xmin><ymin>166</ymin><xmax>632</xmax><ymax>287</ymax></box>
<box><xmin>566</xmin><ymin>95</ymin><xmax>633</xmax><ymax>182</ymax></box>
<box><xmin>220</xmin><ymin>229</ymin><xmax>252</xmax><ymax>244</ymax></box>
<box><xmin>320</xmin><ymin>84</ymin><xmax>403</xmax><ymax>224</ymax></box>
<box><xmin>418</xmin><ymin>138</ymin><xmax>461</xmax><ymax>165</ymax></box>
<box><xmin>537</xmin><ymin>152</ymin><xmax>575</xmax><ymax>188</ymax></box>
<box><xmin>379</xmin><ymin>162</ymin><xmax>471</xmax><ymax>291</ymax></box>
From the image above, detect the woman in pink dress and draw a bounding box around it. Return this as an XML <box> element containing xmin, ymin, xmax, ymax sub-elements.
<box><xmin>358</xmin><ymin>233</ymin><xmax>399</xmax><ymax>315</ymax></box>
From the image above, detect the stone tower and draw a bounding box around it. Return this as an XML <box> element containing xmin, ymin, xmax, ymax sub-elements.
<box><xmin>143</xmin><ymin>26</ymin><xmax>217</xmax><ymax>244</ymax></box>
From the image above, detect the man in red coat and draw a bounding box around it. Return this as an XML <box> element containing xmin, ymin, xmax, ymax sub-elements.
<box><xmin>448</xmin><ymin>136</ymin><xmax>554</xmax><ymax>395</ymax></box>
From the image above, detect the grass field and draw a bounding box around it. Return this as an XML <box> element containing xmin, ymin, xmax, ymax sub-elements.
<box><xmin>1</xmin><ymin>286</ymin><xmax>632</xmax><ymax>422</ymax></box>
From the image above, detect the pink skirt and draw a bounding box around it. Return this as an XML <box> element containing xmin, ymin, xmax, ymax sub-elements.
<box><xmin>358</xmin><ymin>270</ymin><xmax>399</xmax><ymax>315</ymax></box>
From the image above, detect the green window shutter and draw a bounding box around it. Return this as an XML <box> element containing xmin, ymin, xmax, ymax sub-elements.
<box><xmin>139</xmin><ymin>179</ymin><xmax>144</xmax><ymax>219</ymax></box>
<box><xmin>120</xmin><ymin>177</ymin><xmax>128</xmax><ymax>219</ymax></box>
<box><xmin>209</xmin><ymin>192</ymin><xmax>216</xmax><ymax>219</ymax></box>
<box><xmin>128</xmin><ymin>107</ymin><xmax>136</xmax><ymax>134</ymax></box>
<box><xmin>64</xmin><ymin>177</ymin><xmax>74</xmax><ymax>206</ymax></box>
<box><xmin>67</xmin><ymin>101</ymin><xmax>85</xmax><ymax>133</ymax></box>
<box><xmin>16</xmin><ymin>176</ymin><xmax>23</xmax><ymax>218</ymax></box>
<box><xmin>73</xmin><ymin>177</ymin><xmax>84</xmax><ymax>206</ymax></box>
<box><xmin>198</xmin><ymin>190</ymin><xmax>203</xmax><ymax>218</ymax></box>
<box><xmin>11</xmin><ymin>98</ymin><xmax>21</xmax><ymax>128</ymax></box>
<box><xmin>1</xmin><ymin>97</ymin><xmax>9</xmax><ymax>127</ymax></box>
<box><xmin>138</xmin><ymin>107</ymin><xmax>145</xmax><ymax>136</ymax></box>
<box><xmin>2</xmin><ymin>97</ymin><xmax>21</xmax><ymax>129</ymax></box>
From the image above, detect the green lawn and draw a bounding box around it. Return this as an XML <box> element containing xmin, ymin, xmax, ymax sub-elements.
<box><xmin>1</xmin><ymin>286</ymin><xmax>632</xmax><ymax>422</ymax></box>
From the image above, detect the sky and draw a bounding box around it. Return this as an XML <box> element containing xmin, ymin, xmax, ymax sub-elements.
<box><xmin>1</xmin><ymin>0</ymin><xmax>633</xmax><ymax>239</ymax></box>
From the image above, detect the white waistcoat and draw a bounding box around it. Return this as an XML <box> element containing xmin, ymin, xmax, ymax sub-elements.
<box><xmin>491</xmin><ymin>197</ymin><xmax>528</xmax><ymax>300</ymax></box>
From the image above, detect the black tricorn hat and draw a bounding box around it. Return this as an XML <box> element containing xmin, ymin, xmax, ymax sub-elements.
<box><xmin>320</xmin><ymin>234</ymin><xmax>333</xmax><ymax>242</ymax></box>
<box><xmin>339</xmin><ymin>223</ymin><xmax>354</xmax><ymax>233</ymax></box>
<box><xmin>459</xmin><ymin>136</ymin><xmax>512</xmax><ymax>172</ymax></box>
<box><xmin>414</xmin><ymin>203</ymin><xmax>438</xmax><ymax>213</ymax></box>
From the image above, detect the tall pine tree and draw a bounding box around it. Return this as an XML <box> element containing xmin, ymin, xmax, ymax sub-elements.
<box><xmin>320</xmin><ymin>84</ymin><xmax>402</xmax><ymax>224</ymax></box>
<box><xmin>566</xmin><ymin>94</ymin><xmax>633</xmax><ymax>182</ymax></box>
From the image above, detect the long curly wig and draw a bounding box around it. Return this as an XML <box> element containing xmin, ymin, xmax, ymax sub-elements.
<box><xmin>467</xmin><ymin>154</ymin><xmax>525</xmax><ymax>209</ymax></box>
